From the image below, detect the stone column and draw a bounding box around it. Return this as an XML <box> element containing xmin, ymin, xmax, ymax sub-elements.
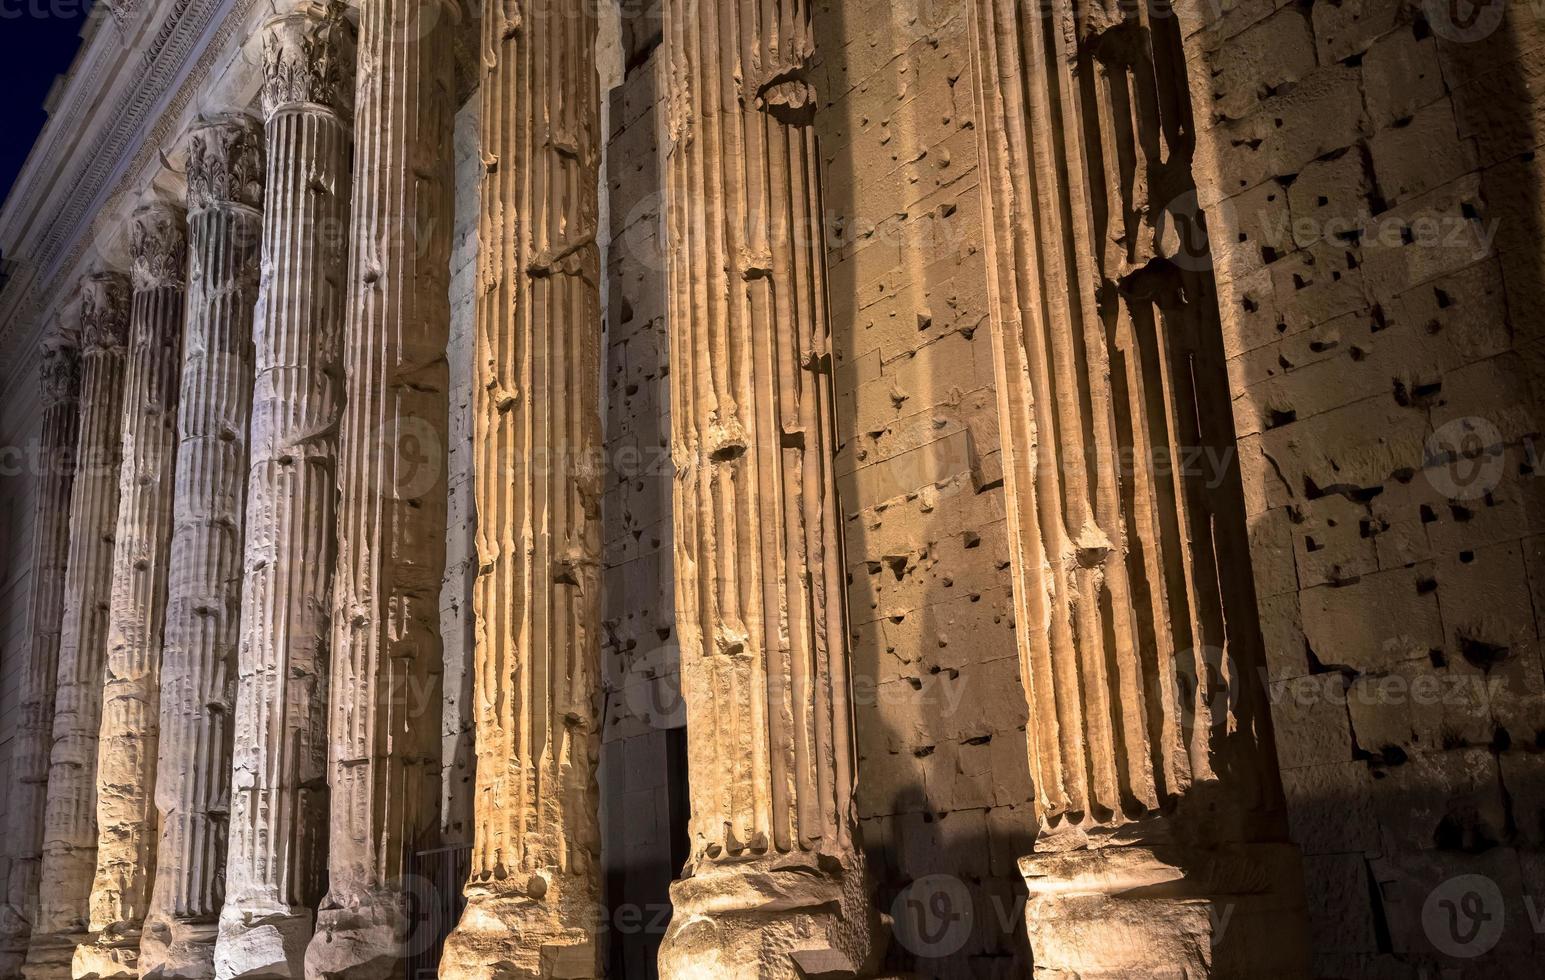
<box><xmin>967</xmin><ymin>1</ymin><xmax>1309</xmax><ymax>975</ymax></box>
<box><xmin>0</xmin><ymin>323</ymin><xmax>82</xmax><ymax>974</ymax></box>
<box><xmin>20</xmin><ymin>272</ymin><xmax>129</xmax><ymax>980</ymax></box>
<box><xmin>439</xmin><ymin>2</ymin><xmax>603</xmax><ymax>978</ymax></box>
<box><xmin>138</xmin><ymin>113</ymin><xmax>265</xmax><ymax>980</ymax></box>
<box><xmin>656</xmin><ymin>1</ymin><xmax>876</xmax><ymax>976</ymax></box>
<box><xmin>76</xmin><ymin>202</ymin><xmax>189</xmax><ymax>980</ymax></box>
<box><xmin>303</xmin><ymin>0</ymin><xmax>454</xmax><ymax>975</ymax></box>
<box><xmin>214</xmin><ymin>5</ymin><xmax>354</xmax><ymax>979</ymax></box>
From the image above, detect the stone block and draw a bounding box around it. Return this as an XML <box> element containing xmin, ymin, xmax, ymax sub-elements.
<box><xmin>1300</xmin><ymin>565</ymin><xmax>1445</xmax><ymax>671</ymax></box>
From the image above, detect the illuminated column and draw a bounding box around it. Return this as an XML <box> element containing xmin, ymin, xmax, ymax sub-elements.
<box><xmin>214</xmin><ymin>5</ymin><xmax>354</xmax><ymax>978</ymax></box>
<box><xmin>75</xmin><ymin>202</ymin><xmax>188</xmax><ymax>980</ymax></box>
<box><xmin>304</xmin><ymin>0</ymin><xmax>455</xmax><ymax>975</ymax></box>
<box><xmin>440</xmin><ymin>1</ymin><xmax>604</xmax><ymax>977</ymax></box>
<box><xmin>656</xmin><ymin>0</ymin><xmax>877</xmax><ymax>976</ymax></box>
<box><xmin>139</xmin><ymin>112</ymin><xmax>265</xmax><ymax>980</ymax></box>
<box><xmin>967</xmin><ymin>0</ymin><xmax>1309</xmax><ymax>974</ymax></box>
<box><xmin>22</xmin><ymin>273</ymin><xmax>130</xmax><ymax>980</ymax></box>
<box><xmin>0</xmin><ymin>323</ymin><xmax>81</xmax><ymax>975</ymax></box>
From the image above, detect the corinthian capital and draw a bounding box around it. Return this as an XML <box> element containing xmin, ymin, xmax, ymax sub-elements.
<box><xmin>261</xmin><ymin>0</ymin><xmax>357</xmax><ymax>119</ymax></box>
<box><xmin>187</xmin><ymin>113</ymin><xmax>266</xmax><ymax>212</ymax></box>
<box><xmin>39</xmin><ymin>331</ymin><xmax>81</xmax><ymax>408</ymax></box>
<box><xmin>129</xmin><ymin>203</ymin><xmax>189</xmax><ymax>291</ymax></box>
<box><xmin>79</xmin><ymin>271</ymin><xmax>131</xmax><ymax>353</ymax></box>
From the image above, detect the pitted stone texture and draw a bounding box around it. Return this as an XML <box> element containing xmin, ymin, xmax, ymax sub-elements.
<box><xmin>139</xmin><ymin>113</ymin><xmax>265</xmax><ymax>980</ymax></box>
<box><xmin>304</xmin><ymin>0</ymin><xmax>454</xmax><ymax>974</ymax></box>
<box><xmin>0</xmin><ymin>326</ymin><xmax>82</xmax><ymax>975</ymax></box>
<box><xmin>21</xmin><ymin>275</ymin><xmax>130</xmax><ymax>980</ymax></box>
<box><xmin>439</xmin><ymin>2</ymin><xmax>605</xmax><ymax>977</ymax></box>
<box><xmin>655</xmin><ymin>0</ymin><xmax>878</xmax><ymax>975</ymax></box>
<box><xmin>1181</xmin><ymin>0</ymin><xmax>1545</xmax><ymax>972</ymax></box>
<box><xmin>77</xmin><ymin>203</ymin><xmax>188</xmax><ymax>980</ymax></box>
<box><xmin>215</xmin><ymin>7</ymin><xmax>354</xmax><ymax>979</ymax></box>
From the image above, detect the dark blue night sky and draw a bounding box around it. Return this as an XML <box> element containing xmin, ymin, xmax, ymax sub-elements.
<box><xmin>1</xmin><ymin>1</ymin><xmax>95</xmax><ymax>205</ymax></box>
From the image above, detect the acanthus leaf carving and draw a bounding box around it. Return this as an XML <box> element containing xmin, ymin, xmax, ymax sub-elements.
<box><xmin>129</xmin><ymin>204</ymin><xmax>189</xmax><ymax>292</ymax></box>
<box><xmin>78</xmin><ymin>272</ymin><xmax>131</xmax><ymax>352</ymax></box>
<box><xmin>261</xmin><ymin>1</ymin><xmax>357</xmax><ymax>119</ymax></box>
<box><xmin>186</xmin><ymin>114</ymin><xmax>266</xmax><ymax>212</ymax></box>
<box><xmin>38</xmin><ymin>342</ymin><xmax>81</xmax><ymax>408</ymax></box>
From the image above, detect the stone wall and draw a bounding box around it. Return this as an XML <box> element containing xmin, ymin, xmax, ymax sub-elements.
<box><xmin>1183</xmin><ymin>0</ymin><xmax>1545</xmax><ymax>972</ymax></box>
<box><xmin>598</xmin><ymin>6</ymin><xmax>686</xmax><ymax>974</ymax></box>
<box><xmin>442</xmin><ymin>92</ymin><xmax>479</xmax><ymax>853</ymax></box>
<box><xmin>810</xmin><ymin>2</ymin><xmax>1034</xmax><ymax>975</ymax></box>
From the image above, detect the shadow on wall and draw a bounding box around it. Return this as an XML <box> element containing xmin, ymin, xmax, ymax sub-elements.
<box><xmin>814</xmin><ymin>0</ymin><xmax>1035</xmax><ymax>976</ymax></box>
<box><xmin>1183</xmin><ymin>0</ymin><xmax>1545</xmax><ymax>971</ymax></box>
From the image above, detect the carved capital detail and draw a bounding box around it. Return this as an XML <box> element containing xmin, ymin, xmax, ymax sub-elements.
<box><xmin>187</xmin><ymin>113</ymin><xmax>266</xmax><ymax>211</ymax></box>
<box><xmin>39</xmin><ymin>338</ymin><xmax>81</xmax><ymax>408</ymax></box>
<box><xmin>130</xmin><ymin>203</ymin><xmax>189</xmax><ymax>291</ymax></box>
<box><xmin>79</xmin><ymin>272</ymin><xmax>131</xmax><ymax>352</ymax></box>
<box><xmin>261</xmin><ymin>1</ymin><xmax>357</xmax><ymax>119</ymax></box>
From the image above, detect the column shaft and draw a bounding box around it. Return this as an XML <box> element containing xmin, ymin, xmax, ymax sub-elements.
<box><xmin>77</xmin><ymin>203</ymin><xmax>188</xmax><ymax>980</ymax></box>
<box><xmin>440</xmin><ymin>1</ymin><xmax>603</xmax><ymax>977</ymax></box>
<box><xmin>140</xmin><ymin>113</ymin><xmax>265</xmax><ymax>980</ymax></box>
<box><xmin>21</xmin><ymin>273</ymin><xmax>130</xmax><ymax>980</ymax></box>
<box><xmin>657</xmin><ymin>1</ymin><xmax>875</xmax><ymax>976</ymax></box>
<box><xmin>967</xmin><ymin>0</ymin><xmax>1308</xmax><ymax>974</ymax></box>
<box><xmin>214</xmin><ymin>5</ymin><xmax>354</xmax><ymax>978</ymax></box>
<box><xmin>0</xmin><ymin>329</ymin><xmax>82</xmax><ymax>974</ymax></box>
<box><xmin>305</xmin><ymin>0</ymin><xmax>454</xmax><ymax>974</ymax></box>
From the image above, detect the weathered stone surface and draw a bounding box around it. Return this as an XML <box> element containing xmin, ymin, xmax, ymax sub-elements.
<box><xmin>304</xmin><ymin>0</ymin><xmax>454</xmax><ymax>974</ymax></box>
<box><xmin>969</xmin><ymin>0</ymin><xmax>1309</xmax><ymax>972</ymax></box>
<box><xmin>21</xmin><ymin>273</ymin><xmax>131</xmax><ymax>980</ymax></box>
<box><xmin>138</xmin><ymin>112</ymin><xmax>265</xmax><ymax>980</ymax></box>
<box><xmin>654</xmin><ymin>1</ymin><xmax>878</xmax><ymax>975</ymax></box>
<box><xmin>438</xmin><ymin>2</ymin><xmax>604</xmax><ymax>977</ymax></box>
<box><xmin>215</xmin><ymin>6</ymin><xmax>354</xmax><ymax>979</ymax></box>
<box><xmin>75</xmin><ymin>202</ymin><xmax>188</xmax><ymax>980</ymax></box>
<box><xmin>0</xmin><ymin>324</ymin><xmax>82</xmax><ymax>976</ymax></box>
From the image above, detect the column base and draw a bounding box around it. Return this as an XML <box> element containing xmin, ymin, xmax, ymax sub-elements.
<box><xmin>303</xmin><ymin>890</ymin><xmax>411</xmax><ymax>980</ymax></box>
<box><xmin>71</xmin><ymin>930</ymin><xmax>139</xmax><ymax>979</ymax></box>
<box><xmin>658</xmin><ymin>850</ymin><xmax>877</xmax><ymax>980</ymax></box>
<box><xmin>20</xmin><ymin>931</ymin><xmax>84</xmax><ymax>980</ymax></box>
<box><xmin>138</xmin><ymin>917</ymin><xmax>216</xmax><ymax>980</ymax></box>
<box><xmin>440</xmin><ymin>875</ymin><xmax>600</xmax><ymax>980</ymax></box>
<box><xmin>213</xmin><ymin>905</ymin><xmax>311</xmax><ymax>980</ymax></box>
<box><xmin>1020</xmin><ymin>842</ymin><xmax>1309</xmax><ymax>979</ymax></box>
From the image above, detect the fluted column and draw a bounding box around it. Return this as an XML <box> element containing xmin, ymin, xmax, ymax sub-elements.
<box><xmin>0</xmin><ymin>325</ymin><xmax>82</xmax><ymax>975</ymax></box>
<box><xmin>20</xmin><ymin>273</ymin><xmax>130</xmax><ymax>980</ymax></box>
<box><xmin>439</xmin><ymin>2</ymin><xmax>603</xmax><ymax>978</ymax></box>
<box><xmin>137</xmin><ymin>113</ymin><xmax>265</xmax><ymax>980</ymax></box>
<box><xmin>303</xmin><ymin>0</ymin><xmax>454</xmax><ymax>975</ymax></box>
<box><xmin>656</xmin><ymin>1</ymin><xmax>876</xmax><ymax>976</ymax></box>
<box><xmin>76</xmin><ymin>202</ymin><xmax>188</xmax><ymax>980</ymax></box>
<box><xmin>967</xmin><ymin>1</ymin><xmax>1308</xmax><ymax>975</ymax></box>
<box><xmin>213</xmin><ymin>6</ymin><xmax>353</xmax><ymax>979</ymax></box>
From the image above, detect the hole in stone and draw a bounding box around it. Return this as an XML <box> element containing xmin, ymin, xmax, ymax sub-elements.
<box><xmin>1458</xmin><ymin>635</ymin><xmax>1507</xmax><ymax>669</ymax></box>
